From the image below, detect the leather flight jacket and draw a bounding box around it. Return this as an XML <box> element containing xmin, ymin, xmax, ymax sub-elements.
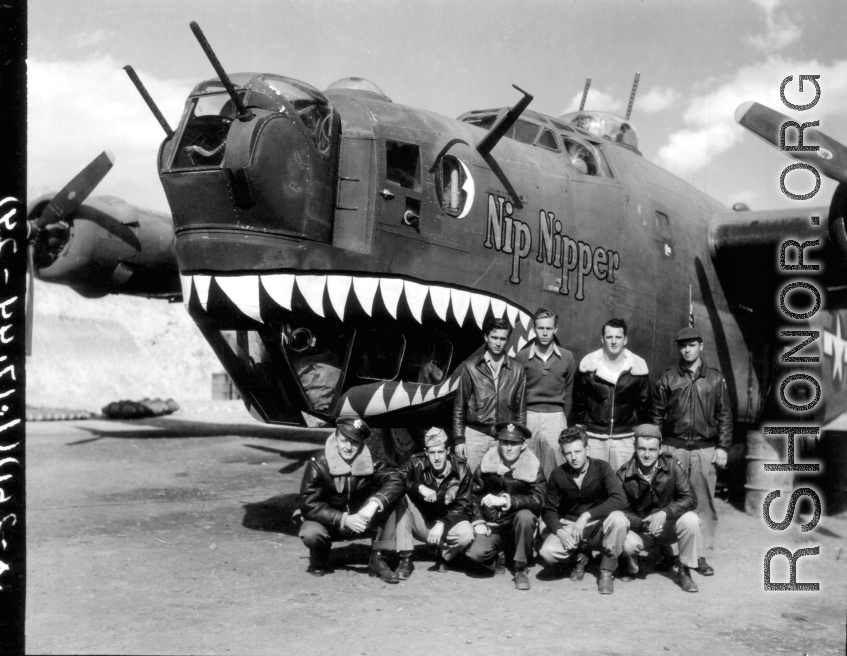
<box><xmin>452</xmin><ymin>350</ymin><xmax>527</xmax><ymax>442</ymax></box>
<box><xmin>616</xmin><ymin>453</ymin><xmax>697</xmax><ymax>529</ymax></box>
<box><xmin>652</xmin><ymin>358</ymin><xmax>733</xmax><ymax>451</ymax></box>
<box><xmin>472</xmin><ymin>447</ymin><xmax>546</xmax><ymax>530</ymax></box>
<box><xmin>573</xmin><ymin>349</ymin><xmax>652</xmax><ymax>436</ymax></box>
<box><xmin>397</xmin><ymin>453</ymin><xmax>474</xmax><ymax>530</ymax></box>
<box><xmin>299</xmin><ymin>438</ymin><xmax>405</xmax><ymax>528</ymax></box>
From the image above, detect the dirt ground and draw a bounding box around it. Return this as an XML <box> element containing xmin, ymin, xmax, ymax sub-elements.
<box><xmin>25</xmin><ymin>408</ymin><xmax>847</xmax><ymax>655</ymax></box>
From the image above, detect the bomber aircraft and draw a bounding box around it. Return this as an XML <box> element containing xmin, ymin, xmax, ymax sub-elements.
<box><xmin>25</xmin><ymin>23</ymin><xmax>847</xmax><ymax>441</ymax></box>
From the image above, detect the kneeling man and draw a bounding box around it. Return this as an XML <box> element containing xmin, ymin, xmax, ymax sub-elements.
<box><xmin>466</xmin><ymin>422</ymin><xmax>546</xmax><ymax>591</ymax></box>
<box><xmin>539</xmin><ymin>425</ymin><xmax>628</xmax><ymax>594</ymax></box>
<box><xmin>395</xmin><ymin>427</ymin><xmax>475</xmax><ymax>578</ymax></box>
<box><xmin>299</xmin><ymin>417</ymin><xmax>405</xmax><ymax>583</ymax></box>
<box><xmin>617</xmin><ymin>424</ymin><xmax>701</xmax><ymax>592</ymax></box>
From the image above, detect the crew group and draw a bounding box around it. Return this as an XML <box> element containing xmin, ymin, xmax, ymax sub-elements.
<box><xmin>298</xmin><ymin>310</ymin><xmax>733</xmax><ymax>594</ymax></box>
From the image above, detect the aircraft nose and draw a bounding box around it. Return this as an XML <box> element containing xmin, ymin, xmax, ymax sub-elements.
<box><xmin>161</xmin><ymin>74</ymin><xmax>341</xmax><ymax>272</ymax></box>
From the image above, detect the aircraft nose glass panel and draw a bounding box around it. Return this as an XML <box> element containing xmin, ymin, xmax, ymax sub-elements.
<box><xmin>261</xmin><ymin>76</ymin><xmax>334</xmax><ymax>155</ymax></box>
<box><xmin>171</xmin><ymin>93</ymin><xmax>239</xmax><ymax>169</ymax></box>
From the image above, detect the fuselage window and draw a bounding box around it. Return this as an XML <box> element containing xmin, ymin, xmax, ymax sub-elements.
<box><xmin>655</xmin><ymin>211</ymin><xmax>671</xmax><ymax>238</ymax></box>
<box><xmin>537</xmin><ymin>128</ymin><xmax>559</xmax><ymax>151</ymax></box>
<box><xmin>353</xmin><ymin>328</ymin><xmax>406</xmax><ymax>381</ymax></box>
<box><xmin>386</xmin><ymin>141</ymin><xmax>421</xmax><ymax>191</ymax></box>
<box><xmin>402</xmin><ymin>334</ymin><xmax>452</xmax><ymax>385</ymax></box>
<box><xmin>436</xmin><ymin>156</ymin><xmax>468</xmax><ymax>216</ymax></box>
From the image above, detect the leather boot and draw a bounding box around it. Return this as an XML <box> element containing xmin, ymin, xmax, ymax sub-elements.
<box><xmin>396</xmin><ymin>555</ymin><xmax>415</xmax><ymax>580</ymax></box>
<box><xmin>697</xmin><ymin>557</ymin><xmax>715</xmax><ymax>576</ymax></box>
<box><xmin>597</xmin><ymin>569</ymin><xmax>614</xmax><ymax>595</ymax></box>
<box><xmin>368</xmin><ymin>551</ymin><xmax>400</xmax><ymax>584</ymax></box>
<box><xmin>495</xmin><ymin>551</ymin><xmax>507</xmax><ymax>575</ymax></box>
<box><xmin>677</xmin><ymin>565</ymin><xmax>699</xmax><ymax>593</ymax></box>
<box><xmin>433</xmin><ymin>555</ymin><xmax>449</xmax><ymax>573</ymax></box>
<box><xmin>569</xmin><ymin>553</ymin><xmax>588</xmax><ymax>581</ymax></box>
<box><xmin>514</xmin><ymin>565</ymin><xmax>531</xmax><ymax>591</ymax></box>
<box><xmin>307</xmin><ymin>545</ymin><xmax>330</xmax><ymax>576</ymax></box>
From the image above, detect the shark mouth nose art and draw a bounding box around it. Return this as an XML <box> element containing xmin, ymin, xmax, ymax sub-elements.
<box><xmin>180</xmin><ymin>273</ymin><xmax>535</xmax><ymax>422</ymax></box>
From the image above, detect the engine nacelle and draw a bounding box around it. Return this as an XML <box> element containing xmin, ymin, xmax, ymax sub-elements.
<box><xmin>28</xmin><ymin>193</ymin><xmax>180</xmax><ymax>299</ymax></box>
<box><xmin>708</xmin><ymin>187</ymin><xmax>847</xmax><ymax>311</ymax></box>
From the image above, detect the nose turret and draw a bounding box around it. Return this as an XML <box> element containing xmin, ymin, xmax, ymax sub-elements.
<box><xmin>160</xmin><ymin>73</ymin><xmax>341</xmax><ymax>272</ymax></box>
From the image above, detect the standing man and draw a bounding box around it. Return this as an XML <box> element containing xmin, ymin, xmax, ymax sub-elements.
<box><xmin>574</xmin><ymin>318</ymin><xmax>652</xmax><ymax>471</ymax></box>
<box><xmin>453</xmin><ymin>316</ymin><xmax>527</xmax><ymax>472</ymax></box>
<box><xmin>299</xmin><ymin>417</ymin><xmax>406</xmax><ymax>583</ymax></box>
<box><xmin>652</xmin><ymin>327</ymin><xmax>732</xmax><ymax>576</ymax></box>
<box><xmin>514</xmin><ymin>308</ymin><xmax>576</xmax><ymax>479</ymax></box>
<box><xmin>394</xmin><ymin>427</ymin><xmax>475</xmax><ymax>578</ymax></box>
<box><xmin>617</xmin><ymin>424</ymin><xmax>701</xmax><ymax>593</ymax></box>
<box><xmin>539</xmin><ymin>425</ymin><xmax>629</xmax><ymax>595</ymax></box>
<box><xmin>466</xmin><ymin>422</ymin><xmax>546</xmax><ymax>591</ymax></box>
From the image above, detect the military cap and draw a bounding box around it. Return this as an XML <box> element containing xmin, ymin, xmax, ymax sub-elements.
<box><xmin>633</xmin><ymin>424</ymin><xmax>662</xmax><ymax>440</ymax></box>
<box><xmin>675</xmin><ymin>327</ymin><xmax>702</xmax><ymax>342</ymax></box>
<box><xmin>336</xmin><ymin>416</ymin><xmax>370</xmax><ymax>442</ymax></box>
<box><xmin>495</xmin><ymin>421</ymin><xmax>532</xmax><ymax>442</ymax></box>
<box><xmin>424</xmin><ymin>427</ymin><xmax>449</xmax><ymax>448</ymax></box>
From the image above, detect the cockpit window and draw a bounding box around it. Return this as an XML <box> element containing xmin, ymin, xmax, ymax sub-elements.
<box><xmin>505</xmin><ymin>119</ymin><xmax>541</xmax><ymax>145</ymax></box>
<box><xmin>171</xmin><ymin>92</ymin><xmax>241</xmax><ymax>170</ymax></box>
<box><xmin>463</xmin><ymin>115</ymin><xmax>497</xmax><ymax>130</ymax></box>
<box><xmin>537</xmin><ymin>128</ymin><xmax>559</xmax><ymax>151</ymax></box>
<box><xmin>386</xmin><ymin>141</ymin><xmax>421</xmax><ymax>191</ymax></box>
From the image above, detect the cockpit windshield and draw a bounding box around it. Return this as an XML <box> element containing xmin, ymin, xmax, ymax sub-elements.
<box><xmin>559</xmin><ymin>111</ymin><xmax>639</xmax><ymax>151</ymax></box>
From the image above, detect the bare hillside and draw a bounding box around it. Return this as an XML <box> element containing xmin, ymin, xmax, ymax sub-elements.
<box><xmin>27</xmin><ymin>280</ymin><xmax>222</xmax><ymax>411</ymax></box>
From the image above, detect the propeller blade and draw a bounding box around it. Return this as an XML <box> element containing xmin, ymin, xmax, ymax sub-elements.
<box><xmin>735</xmin><ymin>101</ymin><xmax>847</xmax><ymax>184</ymax></box>
<box><xmin>25</xmin><ymin>244</ymin><xmax>34</xmax><ymax>356</ymax></box>
<box><xmin>36</xmin><ymin>150</ymin><xmax>115</xmax><ymax>228</ymax></box>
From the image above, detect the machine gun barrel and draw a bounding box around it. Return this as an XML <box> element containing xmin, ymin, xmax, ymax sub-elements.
<box><xmin>476</xmin><ymin>84</ymin><xmax>534</xmax><ymax>157</ymax></box>
<box><xmin>625</xmin><ymin>71</ymin><xmax>640</xmax><ymax>121</ymax></box>
<box><xmin>579</xmin><ymin>77</ymin><xmax>591</xmax><ymax>112</ymax></box>
<box><xmin>123</xmin><ymin>65</ymin><xmax>174</xmax><ymax>138</ymax></box>
<box><xmin>189</xmin><ymin>21</ymin><xmax>253</xmax><ymax>121</ymax></box>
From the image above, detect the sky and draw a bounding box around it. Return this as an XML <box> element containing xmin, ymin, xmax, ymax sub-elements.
<box><xmin>26</xmin><ymin>0</ymin><xmax>847</xmax><ymax>215</ymax></box>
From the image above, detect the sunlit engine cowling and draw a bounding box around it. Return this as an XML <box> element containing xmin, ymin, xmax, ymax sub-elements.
<box><xmin>28</xmin><ymin>194</ymin><xmax>180</xmax><ymax>299</ymax></box>
<box><xmin>160</xmin><ymin>73</ymin><xmax>341</xmax><ymax>273</ymax></box>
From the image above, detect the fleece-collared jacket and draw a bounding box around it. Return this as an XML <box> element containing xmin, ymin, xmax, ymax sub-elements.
<box><xmin>651</xmin><ymin>358</ymin><xmax>733</xmax><ymax>451</ymax></box>
<box><xmin>542</xmin><ymin>457</ymin><xmax>628</xmax><ymax>530</ymax></box>
<box><xmin>397</xmin><ymin>453</ymin><xmax>474</xmax><ymax>530</ymax></box>
<box><xmin>471</xmin><ymin>446</ymin><xmax>546</xmax><ymax>529</ymax></box>
<box><xmin>299</xmin><ymin>435</ymin><xmax>405</xmax><ymax>528</ymax></box>
<box><xmin>616</xmin><ymin>453</ymin><xmax>697</xmax><ymax>530</ymax></box>
<box><xmin>573</xmin><ymin>348</ymin><xmax>652</xmax><ymax>436</ymax></box>
<box><xmin>452</xmin><ymin>349</ymin><xmax>527</xmax><ymax>442</ymax></box>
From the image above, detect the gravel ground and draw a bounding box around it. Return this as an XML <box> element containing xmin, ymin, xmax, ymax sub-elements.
<box><xmin>25</xmin><ymin>411</ymin><xmax>847</xmax><ymax>655</ymax></box>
